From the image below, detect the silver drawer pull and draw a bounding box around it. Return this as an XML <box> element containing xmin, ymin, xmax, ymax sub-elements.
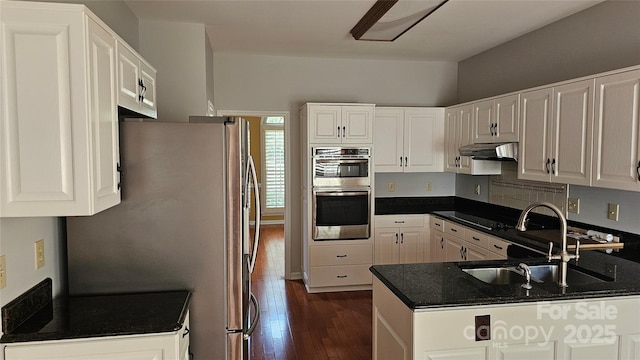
<box><xmin>337</xmin><ymin>275</ymin><xmax>348</xmax><ymax>278</ymax></box>
<box><xmin>336</xmin><ymin>254</ymin><xmax>348</xmax><ymax>258</ymax></box>
<box><xmin>494</xmin><ymin>244</ymin><xmax>504</xmax><ymax>250</ymax></box>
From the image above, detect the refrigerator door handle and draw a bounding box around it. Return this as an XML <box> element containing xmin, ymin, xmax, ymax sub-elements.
<box><xmin>247</xmin><ymin>155</ymin><xmax>261</xmax><ymax>274</ymax></box>
<box><xmin>244</xmin><ymin>292</ymin><xmax>260</xmax><ymax>340</ymax></box>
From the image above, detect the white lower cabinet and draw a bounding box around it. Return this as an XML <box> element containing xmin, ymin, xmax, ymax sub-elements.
<box><xmin>374</xmin><ymin>215</ymin><xmax>430</xmax><ymax>265</ymax></box>
<box><xmin>4</xmin><ymin>313</ymin><xmax>190</xmax><ymax>360</ymax></box>
<box><xmin>306</xmin><ymin>242</ymin><xmax>373</xmax><ymax>291</ymax></box>
<box><xmin>430</xmin><ymin>217</ymin><xmax>508</xmax><ymax>262</ymax></box>
<box><xmin>374</xmin><ymin>277</ymin><xmax>640</xmax><ymax>360</ymax></box>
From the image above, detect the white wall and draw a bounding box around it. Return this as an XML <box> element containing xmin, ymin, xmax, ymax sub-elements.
<box><xmin>0</xmin><ymin>218</ymin><xmax>65</xmax><ymax>310</ymax></box>
<box><xmin>213</xmin><ymin>53</ymin><xmax>458</xmax><ymax>276</ymax></box>
<box><xmin>457</xmin><ymin>0</ymin><xmax>640</xmax><ymax>103</ymax></box>
<box><xmin>568</xmin><ymin>186</ymin><xmax>640</xmax><ymax>234</ymax></box>
<box><xmin>139</xmin><ymin>20</ymin><xmax>212</xmax><ymax>122</ymax></box>
<box><xmin>375</xmin><ymin>173</ymin><xmax>456</xmax><ymax>198</ymax></box>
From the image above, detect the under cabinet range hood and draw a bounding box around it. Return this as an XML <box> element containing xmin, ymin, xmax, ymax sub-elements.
<box><xmin>459</xmin><ymin>142</ymin><xmax>518</xmax><ymax>161</ymax></box>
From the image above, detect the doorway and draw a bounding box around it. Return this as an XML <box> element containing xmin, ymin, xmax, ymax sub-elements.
<box><xmin>216</xmin><ymin>110</ymin><xmax>293</xmax><ymax>279</ymax></box>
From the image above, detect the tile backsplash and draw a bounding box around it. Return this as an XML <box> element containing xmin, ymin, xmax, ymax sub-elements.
<box><xmin>489</xmin><ymin>163</ymin><xmax>567</xmax><ymax>217</ymax></box>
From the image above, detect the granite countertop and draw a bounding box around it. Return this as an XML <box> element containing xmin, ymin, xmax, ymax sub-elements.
<box><xmin>371</xmin><ymin>251</ymin><xmax>640</xmax><ymax>310</ymax></box>
<box><xmin>1</xmin><ymin>282</ymin><xmax>191</xmax><ymax>344</ymax></box>
<box><xmin>371</xmin><ymin>200</ymin><xmax>640</xmax><ymax>311</ymax></box>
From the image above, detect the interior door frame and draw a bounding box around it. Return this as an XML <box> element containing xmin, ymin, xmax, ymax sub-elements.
<box><xmin>217</xmin><ymin>109</ymin><xmax>293</xmax><ymax>280</ymax></box>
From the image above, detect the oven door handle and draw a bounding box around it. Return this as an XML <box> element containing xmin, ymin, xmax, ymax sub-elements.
<box><xmin>313</xmin><ymin>190</ymin><xmax>370</xmax><ymax>197</ymax></box>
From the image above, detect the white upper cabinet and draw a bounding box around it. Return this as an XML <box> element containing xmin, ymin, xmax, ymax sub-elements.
<box><xmin>592</xmin><ymin>69</ymin><xmax>640</xmax><ymax>192</ymax></box>
<box><xmin>445</xmin><ymin>105</ymin><xmax>500</xmax><ymax>175</ymax></box>
<box><xmin>0</xmin><ymin>2</ymin><xmax>139</xmax><ymax>216</ymax></box>
<box><xmin>117</xmin><ymin>42</ymin><xmax>157</xmax><ymax>118</ymax></box>
<box><xmin>473</xmin><ymin>94</ymin><xmax>519</xmax><ymax>143</ymax></box>
<box><xmin>374</xmin><ymin>107</ymin><xmax>444</xmax><ymax>172</ymax></box>
<box><xmin>307</xmin><ymin>103</ymin><xmax>374</xmax><ymax>144</ymax></box>
<box><xmin>519</xmin><ymin>79</ymin><xmax>594</xmax><ymax>186</ymax></box>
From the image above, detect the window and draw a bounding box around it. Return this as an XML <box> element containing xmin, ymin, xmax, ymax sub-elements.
<box><xmin>261</xmin><ymin>116</ymin><xmax>285</xmax><ymax>214</ymax></box>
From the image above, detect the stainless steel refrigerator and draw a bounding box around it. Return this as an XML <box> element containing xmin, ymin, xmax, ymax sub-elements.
<box><xmin>66</xmin><ymin>117</ymin><xmax>261</xmax><ymax>360</ymax></box>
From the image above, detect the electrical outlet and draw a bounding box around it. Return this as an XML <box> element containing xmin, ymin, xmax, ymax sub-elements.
<box><xmin>0</xmin><ymin>255</ymin><xmax>6</xmax><ymax>289</ymax></box>
<box><xmin>474</xmin><ymin>184</ymin><xmax>481</xmax><ymax>195</ymax></box>
<box><xmin>608</xmin><ymin>203</ymin><xmax>619</xmax><ymax>221</ymax></box>
<box><xmin>388</xmin><ymin>182</ymin><xmax>395</xmax><ymax>192</ymax></box>
<box><xmin>426</xmin><ymin>182</ymin><xmax>432</xmax><ymax>192</ymax></box>
<box><xmin>568</xmin><ymin>198</ymin><xmax>580</xmax><ymax>214</ymax></box>
<box><xmin>35</xmin><ymin>239</ymin><xmax>45</xmax><ymax>269</ymax></box>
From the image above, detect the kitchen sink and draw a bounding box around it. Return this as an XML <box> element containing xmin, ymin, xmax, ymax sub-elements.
<box><xmin>462</xmin><ymin>264</ymin><xmax>611</xmax><ymax>285</ymax></box>
<box><xmin>461</xmin><ymin>267</ymin><xmax>532</xmax><ymax>285</ymax></box>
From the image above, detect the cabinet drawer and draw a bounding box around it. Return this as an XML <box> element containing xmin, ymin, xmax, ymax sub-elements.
<box><xmin>310</xmin><ymin>244</ymin><xmax>373</xmax><ymax>266</ymax></box>
<box><xmin>444</xmin><ymin>221</ymin><xmax>465</xmax><ymax>238</ymax></box>
<box><xmin>308</xmin><ymin>265</ymin><xmax>372</xmax><ymax>287</ymax></box>
<box><xmin>488</xmin><ymin>237</ymin><xmax>510</xmax><ymax>259</ymax></box>
<box><xmin>376</xmin><ymin>215</ymin><xmax>425</xmax><ymax>228</ymax></box>
<box><xmin>465</xmin><ymin>229</ymin><xmax>489</xmax><ymax>249</ymax></box>
<box><xmin>430</xmin><ymin>217</ymin><xmax>444</xmax><ymax>231</ymax></box>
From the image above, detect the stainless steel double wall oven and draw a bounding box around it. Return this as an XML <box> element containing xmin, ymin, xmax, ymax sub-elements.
<box><xmin>312</xmin><ymin>147</ymin><xmax>371</xmax><ymax>240</ymax></box>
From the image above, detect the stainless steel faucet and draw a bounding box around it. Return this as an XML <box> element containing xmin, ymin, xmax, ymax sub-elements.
<box><xmin>518</xmin><ymin>263</ymin><xmax>532</xmax><ymax>289</ymax></box>
<box><xmin>515</xmin><ymin>202</ymin><xmax>579</xmax><ymax>287</ymax></box>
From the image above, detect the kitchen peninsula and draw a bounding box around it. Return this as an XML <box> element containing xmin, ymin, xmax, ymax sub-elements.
<box><xmin>370</xmin><ymin>202</ymin><xmax>640</xmax><ymax>360</ymax></box>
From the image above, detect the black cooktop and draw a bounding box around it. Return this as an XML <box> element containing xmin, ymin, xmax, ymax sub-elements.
<box><xmin>433</xmin><ymin>211</ymin><xmax>514</xmax><ymax>231</ymax></box>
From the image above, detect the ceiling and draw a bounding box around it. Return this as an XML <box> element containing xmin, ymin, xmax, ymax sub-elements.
<box><xmin>124</xmin><ymin>0</ymin><xmax>605</xmax><ymax>62</ymax></box>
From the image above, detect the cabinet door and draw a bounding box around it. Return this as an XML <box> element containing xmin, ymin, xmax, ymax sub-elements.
<box><xmin>309</xmin><ymin>105</ymin><xmax>341</xmax><ymax>144</ymax></box>
<box><xmin>116</xmin><ymin>42</ymin><xmax>141</xmax><ymax>112</ymax></box>
<box><xmin>398</xmin><ymin>227</ymin><xmax>424</xmax><ymax>264</ymax></box>
<box><xmin>139</xmin><ymin>60</ymin><xmax>157</xmax><ymax>118</ymax></box>
<box><xmin>457</xmin><ymin>105</ymin><xmax>474</xmax><ymax>174</ymax></box>
<box><xmin>404</xmin><ymin>108</ymin><xmax>444</xmax><ymax>172</ymax></box>
<box><xmin>592</xmin><ymin>70</ymin><xmax>640</xmax><ymax>192</ymax></box>
<box><xmin>495</xmin><ymin>94</ymin><xmax>519</xmax><ymax>142</ymax></box>
<box><xmin>0</xmin><ymin>6</ymin><xmax>90</xmax><ymax>216</ymax></box>
<box><xmin>430</xmin><ymin>230</ymin><xmax>446</xmax><ymax>263</ymax></box>
<box><xmin>342</xmin><ymin>106</ymin><xmax>373</xmax><ymax>144</ymax></box>
<box><xmin>464</xmin><ymin>242</ymin><xmax>487</xmax><ymax>261</ymax></box>
<box><xmin>519</xmin><ymin>88</ymin><xmax>553</xmax><ymax>182</ymax></box>
<box><xmin>374</xmin><ymin>108</ymin><xmax>404</xmax><ymax>172</ymax></box>
<box><xmin>444</xmin><ymin>236</ymin><xmax>465</xmax><ymax>262</ymax></box>
<box><xmin>87</xmin><ymin>19</ymin><xmax>121</xmax><ymax>213</ymax></box>
<box><xmin>374</xmin><ymin>228</ymin><xmax>400</xmax><ymax>265</ymax></box>
<box><xmin>473</xmin><ymin>99</ymin><xmax>494</xmax><ymax>143</ymax></box>
<box><xmin>552</xmin><ymin>79</ymin><xmax>594</xmax><ymax>186</ymax></box>
<box><xmin>444</xmin><ymin>108</ymin><xmax>461</xmax><ymax>172</ymax></box>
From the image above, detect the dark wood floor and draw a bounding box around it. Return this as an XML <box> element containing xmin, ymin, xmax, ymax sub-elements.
<box><xmin>251</xmin><ymin>225</ymin><xmax>373</xmax><ymax>360</ymax></box>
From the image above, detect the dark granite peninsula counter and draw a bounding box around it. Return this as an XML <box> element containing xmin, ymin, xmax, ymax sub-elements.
<box><xmin>1</xmin><ymin>279</ymin><xmax>191</xmax><ymax>355</ymax></box>
<box><xmin>372</xmin><ymin>197</ymin><xmax>640</xmax><ymax>359</ymax></box>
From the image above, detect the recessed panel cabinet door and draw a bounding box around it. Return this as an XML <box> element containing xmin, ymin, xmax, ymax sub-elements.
<box><xmin>342</xmin><ymin>106</ymin><xmax>373</xmax><ymax>143</ymax></box>
<box><xmin>519</xmin><ymin>88</ymin><xmax>553</xmax><ymax>182</ymax></box>
<box><xmin>0</xmin><ymin>7</ymin><xmax>89</xmax><ymax>216</ymax></box>
<box><xmin>88</xmin><ymin>20</ymin><xmax>120</xmax><ymax>213</ymax></box>
<box><xmin>404</xmin><ymin>108</ymin><xmax>444</xmax><ymax>172</ymax></box>
<box><xmin>592</xmin><ymin>69</ymin><xmax>640</xmax><ymax>192</ymax></box>
<box><xmin>309</xmin><ymin>105</ymin><xmax>341</xmax><ymax>144</ymax></box>
<box><xmin>373</xmin><ymin>108</ymin><xmax>404</xmax><ymax>171</ymax></box>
